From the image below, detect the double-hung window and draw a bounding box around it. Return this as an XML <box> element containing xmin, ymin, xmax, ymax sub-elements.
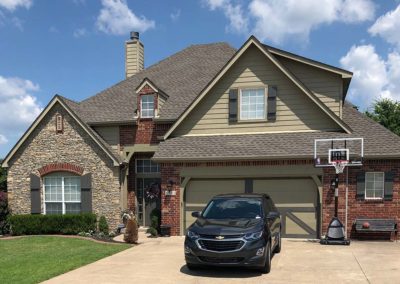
<box><xmin>365</xmin><ymin>172</ymin><xmax>384</xmax><ymax>199</ymax></box>
<box><xmin>240</xmin><ymin>88</ymin><xmax>266</xmax><ymax>120</ymax></box>
<box><xmin>141</xmin><ymin>95</ymin><xmax>155</xmax><ymax>118</ymax></box>
<box><xmin>44</xmin><ymin>173</ymin><xmax>81</xmax><ymax>214</ymax></box>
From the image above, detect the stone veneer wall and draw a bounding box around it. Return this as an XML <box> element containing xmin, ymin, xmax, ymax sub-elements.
<box><xmin>7</xmin><ymin>103</ymin><xmax>121</xmax><ymax>230</ymax></box>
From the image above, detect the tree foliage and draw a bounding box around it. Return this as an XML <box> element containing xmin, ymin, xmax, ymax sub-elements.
<box><xmin>0</xmin><ymin>159</ymin><xmax>6</xmax><ymax>192</ymax></box>
<box><xmin>365</xmin><ymin>99</ymin><xmax>400</xmax><ymax>136</ymax></box>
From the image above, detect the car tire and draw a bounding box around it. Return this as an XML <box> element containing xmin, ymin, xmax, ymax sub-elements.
<box><xmin>186</xmin><ymin>263</ymin><xmax>199</xmax><ymax>270</ymax></box>
<box><xmin>260</xmin><ymin>241</ymin><xmax>272</xmax><ymax>274</ymax></box>
<box><xmin>274</xmin><ymin>231</ymin><xmax>282</xmax><ymax>254</ymax></box>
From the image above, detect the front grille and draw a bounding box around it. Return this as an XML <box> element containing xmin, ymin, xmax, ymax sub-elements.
<box><xmin>198</xmin><ymin>239</ymin><xmax>244</xmax><ymax>252</ymax></box>
<box><xmin>199</xmin><ymin>234</ymin><xmax>244</xmax><ymax>239</ymax></box>
<box><xmin>199</xmin><ymin>256</ymin><xmax>244</xmax><ymax>264</ymax></box>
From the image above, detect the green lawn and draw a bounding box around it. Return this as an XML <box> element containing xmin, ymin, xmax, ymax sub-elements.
<box><xmin>0</xmin><ymin>236</ymin><xmax>131</xmax><ymax>284</ymax></box>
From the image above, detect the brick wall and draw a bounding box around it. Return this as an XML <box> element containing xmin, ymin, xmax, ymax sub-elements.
<box><xmin>322</xmin><ymin>160</ymin><xmax>400</xmax><ymax>240</ymax></box>
<box><xmin>160</xmin><ymin>159</ymin><xmax>400</xmax><ymax>238</ymax></box>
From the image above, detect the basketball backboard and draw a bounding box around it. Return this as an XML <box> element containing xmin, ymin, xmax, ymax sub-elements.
<box><xmin>314</xmin><ymin>138</ymin><xmax>364</xmax><ymax>168</ymax></box>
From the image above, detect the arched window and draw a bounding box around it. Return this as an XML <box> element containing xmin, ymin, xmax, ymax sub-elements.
<box><xmin>43</xmin><ymin>172</ymin><xmax>81</xmax><ymax>215</ymax></box>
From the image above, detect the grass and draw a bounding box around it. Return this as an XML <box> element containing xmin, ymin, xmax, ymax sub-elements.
<box><xmin>0</xmin><ymin>236</ymin><xmax>131</xmax><ymax>284</ymax></box>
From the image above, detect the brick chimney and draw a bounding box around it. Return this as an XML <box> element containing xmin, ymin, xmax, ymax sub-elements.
<box><xmin>125</xmin><ymin>31</ymin><xmax>144</xmax><ymax>78</ymax></box>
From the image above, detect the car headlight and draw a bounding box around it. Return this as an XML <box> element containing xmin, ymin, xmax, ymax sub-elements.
<box><xmin>244</xmin><ymin>231</ymin><xmax>263</xmax><ymax>241</ymax></box>
<box><xmin>186</xmin><ymin>230</ymin><xmax>200</xmax><ymax>240</ymax></box>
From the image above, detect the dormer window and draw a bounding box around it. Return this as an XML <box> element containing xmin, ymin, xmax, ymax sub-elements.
<box><xmin>141</xmin><ymin>94</ymin><xmax>155</xmax><ymax>118</ymax></box>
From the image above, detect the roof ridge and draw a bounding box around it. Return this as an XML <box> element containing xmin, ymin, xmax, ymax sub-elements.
<box><xmin>80</xmin><ymin>42</ymin><xmax>235</xmax><ymax>104</ymax></box>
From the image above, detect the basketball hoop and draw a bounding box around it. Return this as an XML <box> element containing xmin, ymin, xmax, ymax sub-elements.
<box><xmin>332</xmin><ymin>160</ymin><xmax>348</xmax><ymax>174</ymax></box>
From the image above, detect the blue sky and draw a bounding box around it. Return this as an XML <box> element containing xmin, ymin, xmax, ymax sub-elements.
<box><xmin>1</xmin><ymin>0</ymin><xmax>400</xmax><ymax>157</ymax></box>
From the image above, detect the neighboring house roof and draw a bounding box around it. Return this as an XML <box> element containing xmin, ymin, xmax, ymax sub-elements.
<box><xmin>74</xmin><ymin>42</ymin><xmax>236</xmax><ymax>124</ymax></box>
<box><xmin>153</xmin><ymin>104</ymin><xmax>400</xmax><ymax>161</ymax></box>
<box><xmin>163</xmin><ymin>36</ymin><xmax>352</xmax><ymax>139</ymax></box>
<box><xmin>1</xmin><ymin>95</ymin><xmax>122</xmax><ymax>168</ymax></box>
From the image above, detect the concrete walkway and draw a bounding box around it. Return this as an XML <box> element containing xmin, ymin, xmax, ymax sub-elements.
<box><xmin>43</xmin><ymin>235</ymin><xmax>400</xmax><ymax>284</ymax></box>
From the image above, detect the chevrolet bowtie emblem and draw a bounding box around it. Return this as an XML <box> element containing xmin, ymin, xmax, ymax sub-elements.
<box><xmin>215</xmin><ymin>236</ymin><xmax>224</xmax><ymax>240</ymax></box>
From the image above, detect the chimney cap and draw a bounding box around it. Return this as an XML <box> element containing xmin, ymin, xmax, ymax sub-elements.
<box><xmin>130</xmin><ymin>31</ymin><xmax>139</xmax><ymax>40</ymax></box>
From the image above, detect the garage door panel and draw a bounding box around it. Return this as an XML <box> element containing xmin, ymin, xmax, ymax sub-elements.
<box><xmin>185</xmin><ymin>179</ymin><xmax>244</xmax><ymax>229</ymax></box>
<box><xmin>254</xmin><ymin>179</ymin><xmax>318</xmax><ymax>238</ymax></box>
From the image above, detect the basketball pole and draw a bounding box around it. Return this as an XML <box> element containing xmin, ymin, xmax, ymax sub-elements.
<box><xmin>334</xmin><ymin>174</ymin><xmax>339</xmax><ymax>217</ymax></box>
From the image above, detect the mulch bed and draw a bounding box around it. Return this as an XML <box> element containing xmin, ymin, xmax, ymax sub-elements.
<box><xmin>0</xmin><ymin>234</ymin><xmax>133</xmax><ymax>245</ymax></box>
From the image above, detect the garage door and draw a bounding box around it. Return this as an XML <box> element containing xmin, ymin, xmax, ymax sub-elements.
<box><xmin>254</xmin><ymin>178</ymin><xmax>319</xmax><ymax>238</ymax></box>
<box><xmin>184</xmin><ymin>179</ymin><xmax>244</xmax><ymax>229</ymax></box>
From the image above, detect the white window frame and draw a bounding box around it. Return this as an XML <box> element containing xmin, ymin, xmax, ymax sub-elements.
<box><xmin>239</xmin><ymin>87</ymin><xmax>267</xmax><ymax>121</ymax></box>
<box><xmin>43</xmin><ymin>175</ymin><xmax>81</xmax><ymax>215</ymax></box>
<box><xmin>135</xmin><ymin>159</ymin><xmax>160</xmax><ymax>174</ymax></box>
<box><xmin>140</xmin><ymin>94</ymin><xmax>155</xmax><ymax>118</ymax></box>
<box><xmin>365</xmin><ymin>172</ymin><xmax>384</xmax><ymax>200</ymax></box>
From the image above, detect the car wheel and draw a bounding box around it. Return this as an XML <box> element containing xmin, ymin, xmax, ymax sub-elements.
<box><xmin>274</xmin><ymin>231</ymin><xmax>282</xmax><ymax>254</ymax></box>
<box><xmin>260</xmin><ymin>241</ymin><xmax>272</xmax><ymax>274</ymax></box>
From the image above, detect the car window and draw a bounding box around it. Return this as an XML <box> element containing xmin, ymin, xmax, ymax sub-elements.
<box><xmin>202</xmin><ymin>198</ymin><xmax>263</xmax><ymax>219</ymax></box>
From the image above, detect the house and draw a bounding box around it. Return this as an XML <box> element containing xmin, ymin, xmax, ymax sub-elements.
<box><xmin>2</xmin><ymin>33</ymin><xmax>400</xmax><ymax>239</ymax></box>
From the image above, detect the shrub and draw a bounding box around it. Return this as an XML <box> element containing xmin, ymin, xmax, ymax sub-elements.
<box><xmin>124</xmin><ymin>216</ymin><xmax>138</xmax><ymax>244</ymax></box>
<box><xmin>98</xmin><ymin>216</ymin><xmax>109</xmax><ymax>234</ymax></box>
<box><xmin>0</xmin><ymin>191</ymin><xmax>10</xmax><ymax>234</ymax></box>
<box><xmin>9</xmin><ymin>213</ymin><xmax>97</xmax><ymax>236</ymax></box>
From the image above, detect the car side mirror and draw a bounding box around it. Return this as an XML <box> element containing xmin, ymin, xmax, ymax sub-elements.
<box><xmin>267</xmin><ymin>211</ymin><xmax>279</xmax><ymax>219</ymax></box>
<box><xmin>191</xmin><ymin>211</ymin><xmax>201</xmax><ymax>218</ymax></box>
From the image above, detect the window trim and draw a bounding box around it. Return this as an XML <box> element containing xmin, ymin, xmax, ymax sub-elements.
<box><xmin>140</xmin><ymin>94</ymin><xmax>155</xmax><ymax>118</ymax></box>
<box><xmin>43</xmin><ymin>175</ymin><xmax>81</xmax><ymax>215</ymax></box>
<box><xmin>364</xmin><ymin>172</ymin><xmax>384</xmax><ymax>200</ymax></box>
<box><xmin>238</xmin><ymin>87</ymin><xmax>267</xmax><ymax>122</ymax></box>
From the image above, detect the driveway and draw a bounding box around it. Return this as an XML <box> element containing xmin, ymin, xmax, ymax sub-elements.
<box><xmin>43</xmin><ymin>234</ymin><xmax>400</xmax><ymax>284</ymax></box>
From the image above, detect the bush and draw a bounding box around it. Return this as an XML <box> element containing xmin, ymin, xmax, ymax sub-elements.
<box><xmin>98</xmin><ymin>216</ymin><xmax>109</xmax><ymax>234</ymax></box>
<box><xmin>9</xmin><ymin>213</ymin><xmax>97</xmax><ymax>236</ymax></box>
<box><xmin>124</xmin><ymin>216</ymin><xmax>138</xmax><ymax>244</ymax></box>
<box><xmin>0</xmin><ymin>191</ymin><xmax>10</xmax><ymax>234</ymax></box>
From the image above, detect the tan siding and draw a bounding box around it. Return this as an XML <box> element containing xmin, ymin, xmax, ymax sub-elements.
<box><xmin>277</xmin><ymin>55</ymin><xmax>342</xmax><ymax>117</ymax></box>
<box><xmin>173</xmin><ymin>45</ymin><xmax>341</xmax><ymax>136</ymax></box>
<box><xmin>93</xmin><ymin>126</ymin><xmax>119</xmax><ymax>149</ymax></box>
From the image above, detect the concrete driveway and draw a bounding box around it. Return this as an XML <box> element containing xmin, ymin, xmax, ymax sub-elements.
<box><xmin>43</xmin><ymin>234</ymin><xmax>400</xmax><ymax>284</ymax></box>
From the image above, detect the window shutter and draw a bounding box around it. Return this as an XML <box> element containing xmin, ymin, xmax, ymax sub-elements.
<box><xmin>229</xmin><ymin>89</ymin><xmax>238</xmax><ymax>122</ymax></box>
<box><xmin>30</xmin><ymin>174</ymin><xmax>41</xmax><ymax>214</ymax></box>
<box><xmin>356</xmin><ymin>172</ymin><xmax>365</xmax><ymax>200</ymax></box>
<box><xmin>81</xmin><ymin>173</ymin><xmax>92</xmax><ymax>213</ymax></box>
<box><xmin>267</xmin><ymin>86</ymin><xmax>277</xmax><ymax>121</ymax></box>
<box><xmin>384</xmin><ymin>171</ymin><xmax>394</xmax><ymax>201</ymax></box>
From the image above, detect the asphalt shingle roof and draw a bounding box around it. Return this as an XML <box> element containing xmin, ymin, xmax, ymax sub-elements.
<box><xmin>153</xmin><ymin>104</ymin><xmax>400</xmax><ymax>161</ymax></box>
<box><xmin>73</xmin><ymin>43</ymin><xmax>236</xmax><ymax>124</ymax></box>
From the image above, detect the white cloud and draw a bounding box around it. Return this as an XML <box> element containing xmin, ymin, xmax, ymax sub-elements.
<box><xmin>369</xmin><ymin>4</ymin><xmax>400</xmax><ymax>48</ymax></box>
<box><xmin>0</xmin><ymin>0</ymin><xmax>32</xmax><ymax>11</ymax></box>
<box><xmin>11</xmin><ymin>16</ymin><xmax>22</xmax><ymax>30</ymax></box>
<box><xmin>170</xmin><ymin>9</ymin><xmax>181</xmax><ymax>22</ymax></box>
<box><xmin>203</xmin><ymin>0</ymin><xmax>248</xmax><ymax>34</ymax></box>
<box><xmin>0</xmin><ymin>76</ymin><xmax>42</xmax><ymax>144</ymax></box>
<box><xmin>73</xmin><ymin>28</ymin><xmax>87</xmax><ymax>38</ymax></box>
<box><xmin>96</xmin><ymin>0</ymin><xmax>154</xmax><ymax>36</ymax></box>
<box><xmin>49</xmin><ymin>26</ymin><xmax>58</xmax><ymax>33</ymax></box>
<box><xmin>340</xmin><ymin>45</ymin><xmax>400</xmax><ymax>110</ymax></box>
<box><xmin>203</xmin><ymin>0</ymin><xmax>375</xmax><ymax>44</ymax></box>
<box><xmin>0</xmin><ymin>134</ymin><xmax>7</xmax><ymax>145</ymax></box>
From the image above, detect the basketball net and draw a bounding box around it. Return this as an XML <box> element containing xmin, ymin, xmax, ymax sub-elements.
<box><xmin>332</xmin><ymin>160</ymin><xmax>348</xmax><ymax>174</ymax></box>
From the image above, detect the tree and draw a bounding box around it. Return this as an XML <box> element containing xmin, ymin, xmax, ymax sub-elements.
<box><xmin>365</xmin><ymin>99</ymin><xmax>400</xmax><ymax>136</ymax></box>
<box><xmin>0</xmin><ymin>159</ymin><xmax>6</xmax><ymax>192</ymax></box>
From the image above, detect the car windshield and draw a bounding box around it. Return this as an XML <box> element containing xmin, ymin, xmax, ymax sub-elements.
<box><xmin>202</xmin><ymin>198</ymin><xmax>263</xmax><ymax>219</ymax></box>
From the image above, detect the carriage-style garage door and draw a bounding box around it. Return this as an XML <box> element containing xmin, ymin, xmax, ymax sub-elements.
<box><xmin>253</xmin><ymin>178</ymin><xmax>319</xmax><ymax>238</ymax></box>
<box><xmin>184</xmin><ymin>178</ymin><xmax>319</xmax><ymax>239</ymax></box>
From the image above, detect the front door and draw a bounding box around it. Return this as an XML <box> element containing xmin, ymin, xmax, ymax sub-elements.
<box><xmin>136</xmin><ymin>178</ymin><xmax>161</xmax><ymax>227</ymax></box>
